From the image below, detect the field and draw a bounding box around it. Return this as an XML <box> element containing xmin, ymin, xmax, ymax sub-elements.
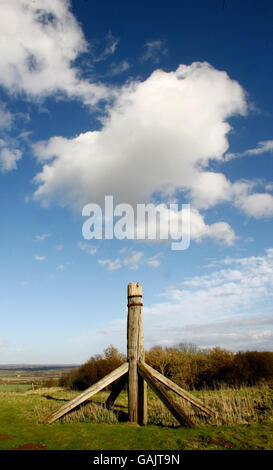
<box><xmin>0</xmin><ymin>368</ymin><xmax>272</xmax><ymax>450</ymax></box>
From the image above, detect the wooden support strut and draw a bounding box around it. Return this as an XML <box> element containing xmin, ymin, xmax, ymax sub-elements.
<box><xmin>138</xmin><ymin>362</ymin><xmax>196</xmax><ymax>428</ymax></box>
<box><xmin>45</xmin><ymin>362</ymin><xmax>128</xmax><ymax>424</ymax></box>
<box><xmin>143</xmin><ymin>362</ymin><xmax>216</xmax><ymax>417</ymax></box>
<box><xmin>105</xmin><ymin>373</ymin><xmax>128</xmax><ymax>409</ymax></box>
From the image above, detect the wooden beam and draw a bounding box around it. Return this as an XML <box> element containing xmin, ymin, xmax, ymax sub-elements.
<box><xmin>45</xmin><ymin>362</ymin><xmax>128</xmax><ymax>424</ymax></box>
<box><xmin>105</xmin><ymin>373</ymin><xmax>128</xmax><ymax>409</ymax></box>
<box><xmin>143</xmin><ymin>362</ymin><xmax>216</xmax><ymax>417</ymax></box>
<box><xmin>138</xmin><ymin>362</ymin><xmax>195</xmax><ymax>428</ymax></box>
<box><xmin>127</xmin><ymin>282</ymin><xmax>141</xmax><ymax>423</ymax></box>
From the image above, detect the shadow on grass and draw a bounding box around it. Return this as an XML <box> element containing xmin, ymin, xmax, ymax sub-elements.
<box><xmin>43</xmin><ymin>395</ymin><xmax>71</xmax><ymax>402</ymax></box>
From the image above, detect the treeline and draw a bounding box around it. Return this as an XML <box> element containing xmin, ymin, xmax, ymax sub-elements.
<box><xmin>59</xmin><ymin>344</ymin><xmax>273</xmax><ymax>391</ymax></box>
<box><xmin>59</xmin><ymin>346</ymin><xmax>125</xmax><ymax>390</ymax></box>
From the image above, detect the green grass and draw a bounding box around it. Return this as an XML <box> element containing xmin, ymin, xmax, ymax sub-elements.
<box><xmin>0</xmin><ymin>384</ymin><xmax>31</xmax><ymax>392</ymax></box>
<box><xmin>0</xmin><ymin>386</ymin><xmax>272</xmax><ymax>450</ymax></box>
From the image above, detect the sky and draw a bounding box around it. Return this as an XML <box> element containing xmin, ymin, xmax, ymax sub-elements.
<box><xmin>0</xmin><ymin>0</ymin><xmax>273</xmax><ymax>364</ymax></box>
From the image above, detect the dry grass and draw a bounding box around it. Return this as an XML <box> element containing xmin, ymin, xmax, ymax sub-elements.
<box><xmin>148</xmin><ymin>384</ymin><xmax>273</xmax><ymax>427</ymax></box>
<box><xmin>31</xmin><ymin>384</ymin><xmax>273</xmax><ymax>427</ymax></box>
<box><xmin>3</xmin><ymin>383</ymin><xmax>271</xmax><ymax>428</ymax></box>
<box><xmin>60</xmin><ymin>403</ymin><xmax>119</xmax><ymax>424</ymax></box>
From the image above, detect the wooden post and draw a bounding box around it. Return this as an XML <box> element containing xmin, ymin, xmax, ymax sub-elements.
<box><xmin>127</xmin><ymin>282</ymin><xmax>141</xmax><ymax>423</ymax></box>
<box><xmin>44</xmin><ymin>280</ymin><xmax>217</xmax><ymax>426</ymax></box>
<box><xmin>137</xmin><ymin>290</ymin><xmax>147</xmax><ymax>425</ymax></box>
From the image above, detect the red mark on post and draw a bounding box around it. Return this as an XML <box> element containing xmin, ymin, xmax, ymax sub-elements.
<box><xmin>131</xmin><ymin>356</ymin><xmax>134</xmax><ymax>361</ymax></box>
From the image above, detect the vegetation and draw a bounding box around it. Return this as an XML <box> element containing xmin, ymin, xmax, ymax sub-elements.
<box><xmin>0</xmin><ymin>345</ymin><xmax>272</xmax><ymax>450</ymax></box>
<box><xmin>59</xmin><ymin>345</ymin><xmax>125</xmax><ymax>390</ymax></box>
<box><xmin>60</xmin><ymin>344</ymin><xmax>273</xmax><ymax>391</ymax></box>
<box><xmin>0</xmin><ymin>385</ymin><xmax>272</xmax><ymax>450</ymax></box>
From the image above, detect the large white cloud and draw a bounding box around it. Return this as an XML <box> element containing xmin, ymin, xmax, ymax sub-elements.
<box><xmin>0</xmin><ymin>0</ymin><xmax>110</xmax><ymax>104</ymax></box>
<box><xmin>32</xmin><ymin>62</ymin><xmax>248</xmax><ymax>243</ymax></box>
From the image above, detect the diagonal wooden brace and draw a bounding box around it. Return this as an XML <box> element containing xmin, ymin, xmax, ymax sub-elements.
<box><xmin>105</xmin><ymin>373</ymin><xmax>128</xmax><ymax>409</ymax></box>
<box><xmin>45</xmin><ymin>362</ymin><xmax>129</xmax><ymax>423</ymax></box>
<box><xmin>143</xmin><ymin>362</ymin><xmax>216</xmax><ymax>417</ymax></box>
<box><xmin>138</xmin><ymin>362</ymin><xmax>196</xmax><ymax>428</ymax></box>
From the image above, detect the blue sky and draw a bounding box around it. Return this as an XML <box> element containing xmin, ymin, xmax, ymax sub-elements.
<box><xmin>1</xmin><ymin>0</ymin><xmax>273</xmax><ymax>364</ymax></box>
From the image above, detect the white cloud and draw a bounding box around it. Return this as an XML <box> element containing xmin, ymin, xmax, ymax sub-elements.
<box><xmin>95</xmin><ymin>248</ymin><xmax>273</xmax><ymax>350</ymax></box>
<box><xmin>56</xmin><ymin>264</ymin><xmax>65</xmax><ymax>271</ymax></box>
<box><xmin>0</xmin><ymin>104</ymin><xmax>13</xmax><ymax>130</ymax></box>
<box><xmin>0</xmin><ymin>145</ymin><xmax>22</xmax><ymax>173</ymax></box>
<box><xmin>145</xmin><ymin>248</ymin><xmax>273</xmax><ymax>327</ymax></box>
<box><xmin>189</xmin><ymin>172</ymin><xmax>232</xmax><ymax>209</ymax></box>
<box><xmin>146</xmin><ymin>254</ymin><xmax>162</xmax><ymax>268</ymax></box>
<box><xmin>92</xmin><ymin>31</ymin><xmax>119</xmax><ymax>62</ymax></box>
<box><xmin>34</xmin><ymin>255</ymin><xmax>46</xmax><ymax>261</ymax></box>
<box><xmin>78</xmin><ymin>241</ymin><xmax>97</xmax><ymax>255</ymax></box>
<box><xmin>225</xmin><ymin>139</ymin><xmax>273</xmax><ymax>160</ymax></box>
<box><xmin>0</xmin><ymin>0</ymin><xmax>110</xmax><ymax>105</ymax></box>
<box><xmin>99</xmin><ymin>249</ymin><xmax>162</xmax><ymax>271</ymax></box>
<box><xmin>98</xmin><ymin>258</ymin><xmax>122</xmax><ymax>271</ymax></box>
<box><xmin>34</xmin><ymin>233</ymin><xmax>51</xmax><ymax>241</ymax></box>
<box><xmin>235</xmin><ymin>192</ymin><xmax>273</xmax><ymax>218</ymax></box>
<box><xmin>108</xmin><ymin>60</ymin><xmax>130</xmax><ymax>76</ymax></box>
<box><xmin>123</xmin><ymin>250</ymin><xmax>144</xmax><ymax>270</ymax></box>
<box><xmin>33</xmin><ymin>62</ymin><xmax>247</xmax><ymax>244</ymax></box>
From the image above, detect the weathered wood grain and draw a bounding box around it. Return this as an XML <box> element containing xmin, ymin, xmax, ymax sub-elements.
<box><xmin>137</xmin><ymin>290</ymin><xmax>147</xmax><ymax>425</ymax></box>
<box><xmin>127</xmin><ymin>282</ymin><xmax>141</xmax><ymax>423</ymax></box>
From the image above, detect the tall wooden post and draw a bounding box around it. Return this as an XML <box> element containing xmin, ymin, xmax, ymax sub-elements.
<box><xmin>45</xmin><ymin>281</ymin><xmax>215</xmax><ymax>426</ymax></box>
<box><xmin>137</xmin><ymin>289</ymin><xmax>148</xmax><ymax>425</ymax></box>
<box><xmin>127</xmin><ymin>282</ymin><xmax>141</xmax><ymax>423</ymax></box>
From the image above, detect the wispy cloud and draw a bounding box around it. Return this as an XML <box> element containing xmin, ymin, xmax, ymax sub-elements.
<box><xmin>92</xmin><ymin>31</ymin><xmax>119</xmax><ymax>62</ymax></box>
<box><xmin>78</xmin><ymin>241</ymin><xmax>97</xmax><ymax>255</ymax></box>
<box><xmin>34</xmin><ymin>233</ymin><xmax>51</xmax><ymax>241</ymax></box>
<box><xmin>123</xmin><ymin>250</ymin><xmax>144</xmax><ymax>270</ymax></box>
<box><xmin>141</xmin><ymin>39</ymin><xmax>168</xmax><ymax>63</ymax></box>
<box><xmin>98</xmin><ymin>258</ymin><xmax>121</xmax><ymax>271</ymax></box>
<box><xmin>93</xmin><ymin>249</ymin><xmax>273</xmax><ymax>351</ymax></box>
<box><xmin>99</xmin><ymin>249</ymin><xmax>162</xmax><ymax>271</ymax></box>
<box><xmin>56</xmin><ymin>265</ymin><xmax>65</xmax><ymax>271</ymax></box>
<box><xmin>108</xmin><ymin>60</ymin><xmax>130</xmax><ymax>76</ymax></box>
<box><xmin>225</xmin><ymin>139</ymin><xmax>273</xmax><ymax>161</ymax></box>
<box><xmin>34</xmin><ymin>255</ymin><xmax>46</xmax><ymax>261</ymax></box>
<box><xmin>146</xmin><ymin>254</ymin><xmax>162</xmax><ymax>268</ymax></box>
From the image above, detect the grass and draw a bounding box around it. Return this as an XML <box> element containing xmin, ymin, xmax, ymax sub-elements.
<box><xmin>0</xmin><ymin>384</ymin><xmax>272</xmax><ymax>450</ymax></box>
<box><xmin>0</xmin><ymin>384</ymin><xmax>32</xmax><ymax>392</ymax></box>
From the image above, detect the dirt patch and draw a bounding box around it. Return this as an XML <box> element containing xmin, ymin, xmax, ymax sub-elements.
<box><xmin>187</xmin><ymin>437</ymin><xmax>233</xmax><ymax>449</ymax></box>
<box><xmin>12</xmin><ymin>443</ymin><xmax>47</xmax><ymax>450</ymax></box>
<box><xmin>0</xmin><ymin>433</ymin><xmax>13</xmax><ymax>441</ymax></box>
<box><xmin>208</xmin><ymin>438</ymin><xmax>233</xmax><ymax>449</ymax></box>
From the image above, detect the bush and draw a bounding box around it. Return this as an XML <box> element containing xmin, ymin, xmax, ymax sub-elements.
<box><xmin>59</xmin><ymin>343</ymin><xmax>273</xmax><ymax>391</ymax></box>
<box><xmin>59</xmin><ymin>345</ymin><xmax>126</xmax><ymax>390</ymax></box>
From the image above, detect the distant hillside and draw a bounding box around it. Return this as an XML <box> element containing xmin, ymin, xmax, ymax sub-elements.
<box><xmin>0</xmin><ymin>364</ymin><xmax>79</xmax><ymax>371</ymax></box>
